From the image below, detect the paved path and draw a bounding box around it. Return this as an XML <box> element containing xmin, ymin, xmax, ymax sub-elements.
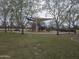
<box><xmin>15</xmin><ymin>31</ymin><xmax>77</xmax><ymax>35</ymax></box>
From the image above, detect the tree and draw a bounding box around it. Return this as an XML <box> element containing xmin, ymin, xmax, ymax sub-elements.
<box><xmin>65</xmin><ymin>0</ymin><xmax>79</xmax><ymax>34</ymax></box>
<box><xmin>26</xmin><ymin>0</ymin><xmax>46</xmax><ymax>32</ymax></box>
<box><xmin>9</xmin><ymin>0</ymin><xmax>29</xmax><ymax>34</ymax></box>
<box><xmin>70</xmin><ymin>7</ymin><xmax>79</xmax><ymax>34</ymax></box>
<box><xmin>9</xmin><ymin>0</ymin><xmax>42</xmax><ymax>34</ymax></box>
<box><xmin>0</xmin><ymin>0</ymin><xmax>11</xmax><ymax>32</ymax></box>
<box><xmin>46</xmin><ymin>0</ymin><xmax>71</xmax><ymax>35</ymax></box>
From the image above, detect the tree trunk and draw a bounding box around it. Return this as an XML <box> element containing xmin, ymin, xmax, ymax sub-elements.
<box><xmin>73</xmin><ymin>25</ymin><xmax>76</xmax><ymax>35</ymax></box>
<box><xmin>21</xmin><ymin>28</ymin><xmax>24</xmax><ymax>34</ymax></box>
<box><xmin>56</xmin><ymin>27</ymin><xmax>59</xmax><ymax>35</ymax></box>
<box><xmin>10</xmin><ymin>21</ymin><xmax>14</xmax><ymax>32</ymax></box>
<box><xmin>21</xmin><ymin>25</ymin><xmax>24</xmax><ymax>34</ymax></box>
<box><xmin>74</xmin><ymin>29</ymin><xmax>76</xmax><ymax>34</ymax></box>
<box><xmin>56</xmin><ymin>21</ymin><xmax>59</xmax><ymax>35</ymax></box>
<box><xmin>4</xmin><ymin>24</ymin><xmax>7</xmax><ymax>32</ymax></box>
<box><xmin>68</xmin><ymin>20</ymin><xmax>71</xmax><ymax>34</ymax></box>
<box><xmin>4</xmin><ymin>17</ymin><xmax>7</xmax><ymax>32</ymax></box>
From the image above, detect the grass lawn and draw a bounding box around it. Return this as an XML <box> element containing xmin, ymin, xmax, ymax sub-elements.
<box><xmin>0</xmin><ymin>32</ymin><xmax>79</xmax><ymax>59</ymax></box>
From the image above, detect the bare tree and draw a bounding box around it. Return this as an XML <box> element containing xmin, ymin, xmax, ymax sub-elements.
<box><xmin>71</xmin><ymin>8</ymin><xmax>79</xmax><ymax>34</ymax></box>
<box><xmin>0</xmin><ymin>0</ymin><xmax>11</xmax><ymax>32</ymax></box>
<box><xmin>9</xmin><ymin>0</ymin><xmax>28</xmax><ymax>34</ymax></box>
<box><xmin>65</xmin><ymin>0</ymin><xmax>79</xmax><ymax>34</ymax></box>
<box><xmin>9</xmin><ymin>0</ymin><xmax>42</xmax><ymax>34</ymax></box>
<box><xmin>46</xmin><ymin>0</ymin><xmax>71</xmax><ymax>35</ymax></box>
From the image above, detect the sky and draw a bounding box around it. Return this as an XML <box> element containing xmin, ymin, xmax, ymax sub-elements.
<box><xmin>36</xmin><ymin>10</ymin><xmax>53</xmax><ymax>18</ymax></box>
<box><xmin>0</xmin><ymin>0</ymin><xmax>79</xmax><ymax>27</ymax></box>
<box><xmin>34</xmin><ymin>0</ymin><xmax>53</xmax><ymax>18</ymax></box>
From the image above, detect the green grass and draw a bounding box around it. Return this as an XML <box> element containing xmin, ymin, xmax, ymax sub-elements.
<box><xmin>0</xmin><ymin>32</ymin><xmax>79</xmax><ymax>59</ymax></box>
